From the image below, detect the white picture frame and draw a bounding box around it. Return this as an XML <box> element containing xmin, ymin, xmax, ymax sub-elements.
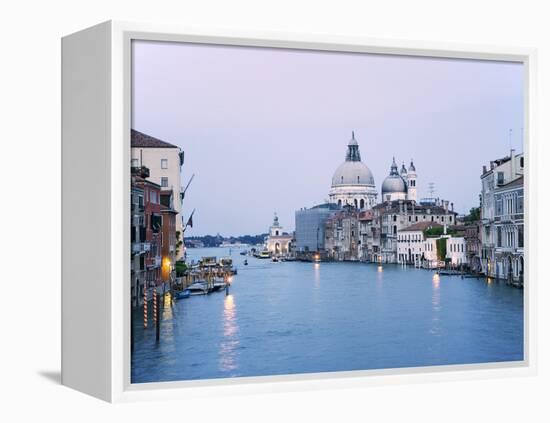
<box><xmin>61</xmin><ymin>20</ymin><xmax>538</xmax><ymax>403</ymax></box>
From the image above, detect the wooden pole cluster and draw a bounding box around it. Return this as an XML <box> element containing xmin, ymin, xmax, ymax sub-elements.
<box><xmin>143</xmin><ymin>288</ymin><xmax>148</xmax><ymax>328</ymax></box>
<box><xmin>156</xmin><ymin>290</ymin><xmax>161</xmax><ymax>343</ymax></box>
<box><xmin>153</xmin><ymin>287</ymin><xmax>157</xmax><ymax>325</ymax></box>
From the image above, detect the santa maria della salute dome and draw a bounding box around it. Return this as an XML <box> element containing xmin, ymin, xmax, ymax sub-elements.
<box><xmin>328</xmin><ymin>132</ymin><xmax>417</xmax><ymax>210</ymax></box>
<box><xmin>328</xmin><ymin>132</ymin><xmax>378</xmax><ymax>209</ymax></box>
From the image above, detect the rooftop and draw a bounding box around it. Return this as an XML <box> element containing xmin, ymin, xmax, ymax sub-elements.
<box><xmin>400</xmin><ymin>222</ymin><xmax>443</xmax><ymax>232</ymax></box>
<box><xmin>495</xmin><ymin>175</ymin><xmax>524</xmax><ymax>191</ymax></box>
<box><xmin>131</xmin><ymin>129</ymin><xmax>179</xmax><ymax>149</ymax></box>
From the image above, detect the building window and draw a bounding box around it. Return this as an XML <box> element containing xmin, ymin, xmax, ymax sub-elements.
<box><xmin>497</xmin><ymin>172</ymin><xmax>504</xmax><ymax>185</ymax></box>
<box><xmin>161</xmin><ymin>159</ymin><xmax>168</xmax><ymax>169</ymax></box>
<box><xmin>161</xmin><ymin>177</ymin><xmax>168</xmax><ymax>187</ymax></box>
<box><xmin>131</xmin><ymin>158</ymin><xmax>139</xmax><ymax>167</ymax></box>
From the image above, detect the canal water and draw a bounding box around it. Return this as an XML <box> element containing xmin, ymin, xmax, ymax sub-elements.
<box><xmin>131</xmin><ymin>247</ymin><xmax>524</xmax><ymax>383</ymax></box>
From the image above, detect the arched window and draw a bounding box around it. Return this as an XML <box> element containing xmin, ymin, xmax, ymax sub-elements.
<box><xmin>341</xmin><ymin>176</ymin><xmax>344</xmax><ymax>183</ymax></box>
<box><xmin>357</xmin><ymin>176</ymin><xmax>360</xmax><ymax>183</ymax></box>
<box><xmin>354</xmin><ymin>199</ymin><xmax>358</xmax><ymax>208</ymax></box>
<box><xmin>360</xmin><ymin>199</ymin><xmax>365</xmax><ymax>209</ymax></box>
<box><xmin>338</xmin><ymin>199</ymin><xmax>342</xmax><ymax>207</ymax></box>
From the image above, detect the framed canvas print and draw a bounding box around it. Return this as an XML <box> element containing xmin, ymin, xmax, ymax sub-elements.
<box><xmin>61</xmin><ymin>21</ymin><xmax>538</xmax><ymax>402</ymax></box>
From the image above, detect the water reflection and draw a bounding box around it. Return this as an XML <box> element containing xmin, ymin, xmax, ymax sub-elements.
<box><xmin>431</xmin><ymin>273</ymin><xmax>441</xmax><ymax>337</ymax></box>
<box><xmin>313</xmin><ymin>263</ymin><xmax>320</xmax><ymax>289</ymax></box>
<box><xmin>219</xmin><ymin>294</ymin><xmax>239</xmax><ymax>372</ymax></box>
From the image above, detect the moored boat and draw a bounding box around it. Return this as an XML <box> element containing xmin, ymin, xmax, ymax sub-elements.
<box><xmin>175</xmin><ymin>289</ymin><xmax>191</xmax><ymax>299</ymax></box>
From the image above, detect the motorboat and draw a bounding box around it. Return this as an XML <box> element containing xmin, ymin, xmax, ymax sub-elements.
<box><xmin>187</xmin><ymin>281</ymin><xmax>209</xmax><ymax>295</ymax></box>
<box><xmin>175</xmin><ymin>289</ymin><xmax>190</xmax><ymax>299</ymax></box>
<box><xmin>257</xmin><ymin>250</ymin><xmax>270</xmax><ymax>259</ymax></box>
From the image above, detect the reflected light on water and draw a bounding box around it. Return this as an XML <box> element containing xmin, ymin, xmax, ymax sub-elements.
<box><xmin>432</xmin><ymin>273</ymin><xmax>440</xmax><ymax>288</ymax></box>
<box><xmin>219</xmin><ymin>294</ymin><xmax>239</xmax><ymax>372</ymax></box>
<box><xmin>313</xmin><ymin>263</ymin><xmax>320</xmax><ymax>288</ymax></box>
<box><xmin>377</xmin><ymin>266</ymin><xmax>383</xmax><ymax>273</ymax></box>
<box><xmin>431</xmin><ymin>272</ymin><xmax>441</xmax><ymax>336</ymax></box>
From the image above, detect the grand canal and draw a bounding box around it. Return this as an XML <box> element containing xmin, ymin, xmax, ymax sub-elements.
<box><xmin>131</xmin><ymin>247</ymin><xmax>524</xmax><ymax>383</ymax></box>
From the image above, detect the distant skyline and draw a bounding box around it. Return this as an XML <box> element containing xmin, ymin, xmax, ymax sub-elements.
<box><xmin>132</xmin><ymin>40</ymin><xmax>524</xmax><ymax>236</ymax></box>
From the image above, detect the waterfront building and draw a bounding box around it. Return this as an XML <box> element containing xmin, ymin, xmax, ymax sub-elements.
<box><xmin>446</xmin><ymin>234</ymin><xmax>467</xmax><ymax>267</ymax></box>
<box><xmin>295</xmin><ymin>203</ymin><xmax>340</xmax><ymax>253</ymax></box>
<box><xmin>397</xmin><ymin>222</ymin><xmax>442</xmax><ymax>265</ymax></box>
<box><xmin>131</xmin><ymin>175</ymin><xmax>146</xmax><ymax>308</ymax></box>
<box><xmin>264</xmin><ymin>213</ymin><xmax>293</xmax><ymax>255</ymax></box>
<box><xmin>381</xmin><ymin>158</ymin><xmax>417</xmax><ymax>203</ymax></box>
<box><xmin>358</xmin><ymin>210</ymin><xmax>379</xmax><ymax>262</ymax></box>
<box><xmin>493</xmin><ymin>176</ymin><xmax>524</xmax><ymax>282</ymax></box>
<box><xmin>372</xmin><ymin>199</ymin><xmax>457</xmax><ymax>263</ymax></box>
<box><xmin>480</xmin><ymin>149</ymin><xmax>524</xmax><ymax>282</ymax></box>
<box><xmin>324</xmin><ymin>207</ymin><xmax>360</xmax><ymax>261</ymax></box>
<box><xmin>134</xmin><ymin>173</ymin><xmax>163</xmax><ymax>291</ymax></box>
<box><xmin>160</xmin><ymin>189</ymin><xmax>178</xmax><ymax>283</ymax></box>
<box><xmin>131</xmin><ymin>129</ymin><xmax>185</xmax><ymax>259</ymax></box>
<box><xmin>328</xmin><ymin>132</ymin><xmax>377</xmax><ymax>210</ymax></box>
<box><xmin>464</xmin><ymin>223</ymin><xmax>482</xmax><ymax>272</ymax></box>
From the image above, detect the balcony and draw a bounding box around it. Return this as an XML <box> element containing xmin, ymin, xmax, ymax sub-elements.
<box><xmin>131</xmin><ymin>166</ymin><xmax>150</xmax><ymax>178</ymax></box>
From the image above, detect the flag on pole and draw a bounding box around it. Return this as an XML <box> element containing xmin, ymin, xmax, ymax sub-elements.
<box><xmin>183</xmin><ymin>209</ymin><xmax>195</xmax><ymax>232</ymax></box>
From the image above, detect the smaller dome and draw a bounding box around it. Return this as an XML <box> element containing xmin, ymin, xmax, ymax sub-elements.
<box><xmin>400</xmin><ymin>163</ymin><xmax>407</xmax><ymax>175</ymax></box>
<box><xmin>382</xmin><ymin>157</ymin><xmax>408</xmax><ymax>195</ymax></box>
<box><xmin>408</xmin><ymin>160</ymin><xmax>416</xmax><ymax>172</ymax></box>
<box><xmin>382</xmin><ymin>175</ymin><xmax>408</xmax><ymax>194</ymax></box>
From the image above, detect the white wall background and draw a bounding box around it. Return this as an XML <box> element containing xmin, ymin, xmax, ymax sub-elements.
<box><xmin>1</xmin><ymin>0</ymin><xmax>548</xmax><ymax>421</ymax></box>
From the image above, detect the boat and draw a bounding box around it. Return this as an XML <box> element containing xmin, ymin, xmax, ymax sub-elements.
<box><xmin>240</xmin><ymin>251</ymin><xmax>247</xmax><ymax>256</ymax></box>
<box><xmin>175</xmin><ymin>289</ymin><xmax>190</xmax><ymax>299</ymax></box>
<box><xmin>257</xmin><ymin>250</ymin><xmax>270</xmax><ymax>259</ymax></box>
<box><xmin>187</xmin><ymin>281</ymin><xmax>209</xmax><ymax>295</ymax></box>
<box><xmin>211</xmin><ymin>281</ymin><xmax>227</xmax><ymax>292</ymax></box>
<box><xmin>219</xmin><ymin>257</ymin><xmax>233</xmax><ymax>267</ymax></box>
<box><xmin>243</xmin><ymin>259</ymin><xmax>248</xmax><ymax>266</ymax></box>
<box><xmin>272</xmin><ymin>256</ymin><xmax>279</xmax><ymax>262</ymax></box>
<box><xmin>199</xmin><ymin>256</ymin><xmax>218</xmax><ymax>267</ymax></box>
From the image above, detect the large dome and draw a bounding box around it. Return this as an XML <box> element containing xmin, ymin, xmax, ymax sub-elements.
<box><xmin>332</xmin><ymin>161</ymin><xmax>375</xmax><ymax>187</ymax></box>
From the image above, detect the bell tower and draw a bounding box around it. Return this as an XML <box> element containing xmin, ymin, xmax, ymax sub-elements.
<box><xmin>407</xmin><ymin>160</ymin><xmax>417</xmax><ymax>202</ymax></box>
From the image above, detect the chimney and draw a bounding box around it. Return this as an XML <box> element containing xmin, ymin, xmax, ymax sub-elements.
<box><xmin>443</xmin><ymin>200</ymin><xmax>449</xmax><ymax>213</ymax></box>
<box><xmin>483</xmin><ymin>165</ymin><xmax>487</xmax><ymax>174</ymax></box>
<box><xmin>510</xmin><ymin>149</ymin><xmax>516</xmax><ymax>179</ymax></box>
<box><xmin>451</xmin><ymin>202</ymin><xmax>454</xmax><ymax>212</ymax></box>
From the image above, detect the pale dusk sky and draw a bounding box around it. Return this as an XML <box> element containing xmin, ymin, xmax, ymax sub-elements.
<box><xmin>132</xmin><ymin>40</ymin><xmax>524</xmax><ymax>236</ymax></box>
